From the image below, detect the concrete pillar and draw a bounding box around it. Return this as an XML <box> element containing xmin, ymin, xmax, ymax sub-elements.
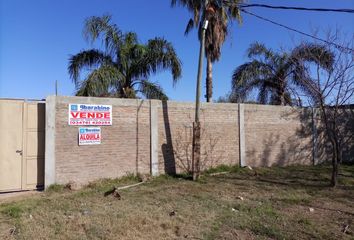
<box><xmin>150</xmin><ymin>100</ymin><xmax>159</xmax><ymax>176</ymax></box>
<box><xmin>239</xmin><ymin>103</ymin><xmax>246</xmax><ymax>167</ymax></box>
<box><xmin>312</xmin><ymin>108</ymin><xmax>318</xmax><ymax>165</ymax></box>
<box><xmin>45</xmin><ymin>95</ymin><xmax>56</xmax><ymax>188</ymax></box>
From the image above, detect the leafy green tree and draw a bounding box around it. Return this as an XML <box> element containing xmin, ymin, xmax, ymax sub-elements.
<box><xmin>171</xmin><ymin>0</ymin><xmax>243</xmax><ymax>102</ymax></box>
<box><xmin>68</xmin><ymin>15</ymin><xmax>182</xmax><ymax>100</ymax></box>
<box><xmin>231</xmin><ymin>42</ymin><xmax>334</xmax><ymax>105</ymax></box>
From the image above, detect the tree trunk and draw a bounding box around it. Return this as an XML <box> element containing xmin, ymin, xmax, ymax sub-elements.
<box><xmin>278</xmin><ymin>82</ymin><xmax>285</xmax><ymax>106</ymax></box>
<box><xmin>331</xmin><ymin>135</ymin><xmax>340</xmax><ymax>187</ymax></box>
<box><xmin>331</xmin><ymin>143</ymin><xmax>338</xmax><ymax>187</ymax></box>
<box><xmin>280</xmin><ymin>94</ymin><xmax>285</xmax><ymax>106</ymax></box>
<box><xmin>319</xmin><ymin>105</ymin><xmax>340</xmax><ymax>187</ymax></box>
<box><xmin>192</xmin><ymin>122</ymin><xmax>201</xmax><ymax>181</ymax></box>
<box><xmin>206</xmin><ymin>55</ymin><xmax>213</xmax><ymax>102</ymax></box>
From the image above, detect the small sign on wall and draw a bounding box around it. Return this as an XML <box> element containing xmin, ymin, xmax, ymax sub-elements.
<box><xmin>79</xmin><ymin>127</ymin><xmax>101</xmax><ymax>145</ymax></box>
<box><xmin>69</xmin><ymin>104</ymin><xmax>112</xmax><ymax>126</ymax></box>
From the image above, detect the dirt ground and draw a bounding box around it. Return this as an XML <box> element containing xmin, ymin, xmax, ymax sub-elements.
<box><xmin>0</xmin><ymin>164</ymin><xmax>353</xmax><ymax>240</ymax></box>
<box><xmin>0</xmin><ymin>191</ymin><xmax>42</xmax><ymax>204</ymax></box>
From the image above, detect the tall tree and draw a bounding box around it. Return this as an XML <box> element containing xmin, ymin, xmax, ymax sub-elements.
<box><xmin>231</xmin><ymin>42</ymin><xmax>334</xmax><ymax>105</ymax></box>
<box><xmin>294</xmin><ymin>31</ymin><xmax>353</xmax><ymax>187</ymax></box>
<box><xmin>171</xmin><ymin>0</ymin><xmax>243</xmax><ymax>102</ymax></box>
<box><xmin>68</xmin><ymin>15</ymin><xmax>182</xmax><ymax>100</ymax></box>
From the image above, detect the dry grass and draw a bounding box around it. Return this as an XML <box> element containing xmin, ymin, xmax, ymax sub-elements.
<box><xmin>0</xmin><ymin>164</ymin><xmax>353</xmax><ymax>240</ymax></box>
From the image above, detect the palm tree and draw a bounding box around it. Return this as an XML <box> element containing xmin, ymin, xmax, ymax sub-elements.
<box><xmin>231</xmin><ymin>42</ymin><xmax>334</xmax><ymax>105</ymax></box>
<box><xmin>68</xmin><ymin>15</ymin><xmax>182</xmax><ymax>100</ymax></box>
<box><xmin>171</xmin><ymin>0</ymin><xmax>243</xmax><ymax>102</ymax></box>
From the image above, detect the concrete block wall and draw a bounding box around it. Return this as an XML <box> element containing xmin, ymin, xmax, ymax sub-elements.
<box><xmin>156</xmin><ymin>101</ymin><xmax>239</xmax><ymax>175</ymax></box>
<box><xmin>46</xmin><ymin>96</ymin><xmax>346</xmax><ymax>187</ymax></box>
<box><xmin>244</xmin><ymin>105</ymin><xmax>314</xmax><ymax>167</ymax></box>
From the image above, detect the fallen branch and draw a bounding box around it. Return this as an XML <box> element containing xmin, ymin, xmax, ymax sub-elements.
<box><xmin>117</xmin><ymin>181</ymin><xmax>145</xmax><ymax>190</ymax></box>
<box><xmin>209</xmin><ymin>171</ymin><xmax>230</xmax><ymax>176</ymax></box>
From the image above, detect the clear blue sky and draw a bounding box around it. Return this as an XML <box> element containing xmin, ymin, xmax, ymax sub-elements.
<box><xmin>0</xmin><ymin>0</ymin><xmax>353</xmax><ymax>101</ymax></box>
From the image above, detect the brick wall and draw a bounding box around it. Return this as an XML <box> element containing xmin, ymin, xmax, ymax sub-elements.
<box><xmin>156</xmin><ymin>101</ymin><xmax>239</xmax><ymax>174</ymax></box>
<box><xmin>53</xmin><ymin>97</ymin><xmax>151</xmax><ymax>185</ymax></box>
<box><xmin>46</xmin><ymin>96</ymin><xmax>352</xmax><ymax>186</ymax></box>
<box><xmin>244</xmin><ymin>105</ymin><xmax>313</xmax><ymax>167</ymax></box>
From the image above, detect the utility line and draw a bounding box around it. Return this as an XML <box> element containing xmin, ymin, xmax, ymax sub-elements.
<box><xmin>221</xmin><ymin>1</ymin><xmax>354</xmax><ymax>14</ymax></box>
<box><xmin>240</xmin><ymin>9</ymin><xmax>354</xmax><ymax>52</ymax></box>
<box><xmin>238</xmin><ymin>3</ymin><xmax>354</xmax><ymax>14</ymax></box>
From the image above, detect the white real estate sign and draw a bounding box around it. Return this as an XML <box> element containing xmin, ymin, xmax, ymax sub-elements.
<box><xmin>69</xmin><ymin>104</ymin><xmax>112</xmax><ymax>126</ymax></box>
<box><xmin>78</xmin><ymin>127</ymin><xmax>101</xmax><ymax>145</ymax></box>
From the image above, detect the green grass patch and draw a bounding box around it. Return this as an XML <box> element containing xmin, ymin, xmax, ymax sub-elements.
<box><xmin>297</xmin><ymin>217</ymin><xmax>312</xmax><ymax>226</ymax></box>
<box><xmin>250</xmin><ymin>221</ymin><xmax>284</xmax><ymax>239</ymax></box>
<box><xmin>338</xmin><ymin>177</ymin><xmax>354</xmax><ymax>186</ymax></box>
<box><xmin>275</xmin><ymin>191</ymin><xmax>312</xmax><ymax>205</ymax></box>
<box><xmin>280</xmin><ymin>196</ymin><xmax>311</xmax><ymax>205</ymax></box>
<box><xmin>46</xmin><ymin>184</ymin><xmax>65</xmax><ymax>193</ymax></box>
<box><xmin>204</xmin><ymin>164</ymin><xmax>241</xmax><ymax>174</ymax></box>
<box><xmin>0</xmin><ymin>164</ymin><xmax>353</xmax><ymax>240</ymax></box>
<box><xmin>85</xmin><ymin>173</ymin><xmax>141</xmax><ymax>192</ymax></box>
<box><xmin>0</xmin><ymin>198</ymin><xmax>39</xmax><ymax>219</ymax></box>
<box><xmin>0</xmin><ymin>204</ymin><xmax>23</xmax><ymax>218</ymax></box>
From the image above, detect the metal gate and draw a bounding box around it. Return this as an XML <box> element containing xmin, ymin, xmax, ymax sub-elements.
<box><xmin>0</xmin><ymin>99</ymin><xmax>45</xmax><ymax>192</ymax></box>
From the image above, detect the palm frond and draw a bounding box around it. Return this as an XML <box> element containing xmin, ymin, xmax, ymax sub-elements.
<box><xmin>171</xmin><ymin>0</ymin><xmax>203</xmax><ymax>15</ymax></box>
<box><xmin>232</xmin><ymin>42</ymin><xmax>335</xmax><ymax>106</ymax></box>
<box><xmin>204</xmin><ymin>9</ymin><xmax>227</xmax><ymax>61</ymax></box>
<box><xmin>68</xmin><ymin>49</ymin><xmax>113</xmax><ymax>85</ymax></box>
<box><xmin>227</xmin><ymin>0</ymin><xmax>243</xmax><ymax>24</ymax></box>
<box><xmin>232</xmin><ymin>60</ymin><xmax>265</xmax><ymax>101</ymax></box>
<box><xmin>72</xmin><ymin>15</ymin><xmax>181</xmax><ymax>100</ymax></box>
<box><xmin>247</xmin><ymin>42</ymin><xmax>276</xmax><ymax>61</ymax></box>
<box><xmin>290</xmin><ymin>43</ymin><xmax>335</xmax><ymax>72</ymax></box>
<box><xmin>171</xmin><ymin>0</ymin><xmax>244</xmax><ymax>101</ymax></box>
<box><xmin>75</xmin><ymin>65</ymin><xmax>123</xmax><ymax>97</ymax></box>
<box><xmin>232</xmin><ymin>59</ymin><xmax>285</xmax><ymax>104</ymax></box>
<box><xmin>117</xmin><ymin>32</ymin><xmax>143</xmax><ymax>76</ymax></box>
<box><xmin>289</xmin><ymin>43</ymin><xmax>335</xmax><ymax>100</ymax></box>
<box><xmin>232</xmin><ymin>60</ymin><xmax>273</xmax><ymax>89</ymax></box>
<box><xmin>184</xmin><ymin>18</ymin><xmax>195</xmax><ymax>35</ymax></box>
<box><xmin>172</xmin><ymin>0</ymin><xmax>243</xmax><ymax>60</ymax></box>
<box><xmin>83</xmin><ymin>15</ymin><xmax>122</xmax><ymax>56</ymax></box>
<box><xmin>258</xmin><ymin>82</ymin><xmax>270</xmax><ymax>104</ymax></box>
<box><xmin>133</xmin><ymin>38</ymin><xmax>182</xmax><ymax>85</ymax></box>
<box><xmin>138</xmin><ymin>80</ymin><xmax>168</xmax><ymax>100</ymax></box>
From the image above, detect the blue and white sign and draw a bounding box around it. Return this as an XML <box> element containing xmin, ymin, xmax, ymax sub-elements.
<box><xmin>78</xmin><ymin>127</ymin><xmax>101</xmax><ymax>145</ymax></box>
